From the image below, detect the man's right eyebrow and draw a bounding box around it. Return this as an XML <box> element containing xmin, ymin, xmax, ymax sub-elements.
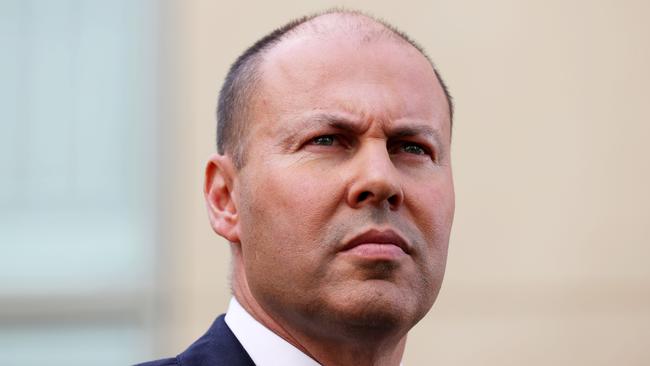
<box><xmin>301</xmin><ymin>112</ymin><xmax>365</xmax><ymax>133</ymax></box>
<box><xmin>277</xmin><ymin>112</ymin><xmax>364</xmax><ymax>148</ymax></box>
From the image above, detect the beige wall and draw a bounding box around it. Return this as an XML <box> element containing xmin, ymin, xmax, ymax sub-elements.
<box><xmin>156</xmin><ymin>1</ymin><xmax>650</xmax><ymax>364</ymax></box>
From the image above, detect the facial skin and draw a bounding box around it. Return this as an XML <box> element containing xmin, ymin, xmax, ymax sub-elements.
<box><xmin>205</xmin><ymin>17</ymin><xmax>454</xmax><ymax>366</ymax></box>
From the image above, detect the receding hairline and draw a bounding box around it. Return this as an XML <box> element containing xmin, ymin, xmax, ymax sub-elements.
<box><xmin>271</xmin><ymin>11</ymin><xmax>415</xmax><ymax>46</ymax></box>
<box><xmin>217</xmin><ymin>9</ymin><xmax>454</xmax><ymax>168</ymax></box>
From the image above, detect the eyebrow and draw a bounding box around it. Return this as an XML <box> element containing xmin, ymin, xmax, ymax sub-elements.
<box><xmin>277</xmin><ymin>112</ymin><xmax>363</xmax><ymax>149</ymax></box>
<box><xmin>390</xmin><ymin>124</ymin><xmax>442</xmax><ymax>147</ymax></box>
<box><xmin>306</xmin><ymin>112</ymin><xmax>366</xmax><ymax>134</ymax></box>
<box><xmin>278</xmin><ymin>112</ymin><xmax>444</xmax><ymax>152</ymax></box>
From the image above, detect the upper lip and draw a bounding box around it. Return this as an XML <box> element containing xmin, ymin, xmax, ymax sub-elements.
<box><xmin>340</xmin><ymin>228</ymin><xmax>411</xmax><ymax>254</ymax></box>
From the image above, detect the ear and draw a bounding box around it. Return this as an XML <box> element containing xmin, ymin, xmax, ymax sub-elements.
<box><xmin>204</xmin><ymin>153</ymin><xmax>240</xmax><ymax>243</ymax></box>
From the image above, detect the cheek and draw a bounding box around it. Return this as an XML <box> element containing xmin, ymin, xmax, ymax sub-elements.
<box><xmin>265</xmin><ymin>158</ymin><xmax>344</xmax><ymax>215</ymax></box>
<box><xmin>409</xmin><ymin>175</ymin><xmax>454</xmax><ymax>232</ymax></box>
<box><xmin>238</xmin><ymin>164</ymin><xmax>342</xmax><ymax>265</ymax></box>
<box><xmin>405</xmin><ymin>176</ymin><xmax>454</xmax><ymax>274</ymax></box>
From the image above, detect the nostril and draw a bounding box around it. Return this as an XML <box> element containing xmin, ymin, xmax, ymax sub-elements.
<box><xmin>387</xmin><ymin>194</ymin><xmax>400</xmax><ymax>207</ymax></box>
<box><xmin>358</xmin><ymin>191</ymin><xmax>370</xmax><ymax>202</ymax></box>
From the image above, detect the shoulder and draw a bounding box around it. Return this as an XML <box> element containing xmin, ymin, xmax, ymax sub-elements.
<box><xmin>134</xmin><ymin>314</ymin><xmax>255</xmax><ymax>366</ymax></box>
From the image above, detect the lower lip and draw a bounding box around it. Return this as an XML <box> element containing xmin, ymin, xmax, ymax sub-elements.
<box><xmin>343</xmin><ymin>243</ymin><xmax>406</xmax><ymax>260</ymax></box>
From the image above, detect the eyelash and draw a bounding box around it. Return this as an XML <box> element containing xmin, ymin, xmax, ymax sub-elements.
<box><xmin>311</xmin><ymin>135</ymin><xmax>340</xmax><ymax>146</ymax></box>
<box><xmin>392</xmin><ymin>141</ymin><xmax>429</xmax><ymax>156</ymax></box>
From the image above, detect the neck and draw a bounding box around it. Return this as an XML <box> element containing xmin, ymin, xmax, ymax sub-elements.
<box><xmin>291</xmin><ymin>331</ymin><xmax>407</xmax><ymax>366</ymax></box>
<box><xmin>230</xmin><ymin>248</ymin><xmax>406</xmax><ymax>366</ymax></box>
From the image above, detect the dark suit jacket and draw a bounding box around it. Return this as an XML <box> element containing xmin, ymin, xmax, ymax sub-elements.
<box><xmin>135</xmin><ymin>314</ymin><xmax>255</xmax><ymax>366</ymax></box>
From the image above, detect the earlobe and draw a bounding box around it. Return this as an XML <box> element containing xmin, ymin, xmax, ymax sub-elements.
<box><xmin>204</xmin><ymin>153</ymin><xmax>240</xmax><ymax>243</ymax></box>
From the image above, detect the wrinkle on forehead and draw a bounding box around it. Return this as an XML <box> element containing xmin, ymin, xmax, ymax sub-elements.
<box><xmin>246</xmin><ymin>12</ymin><xmax>451</xmax><ymax>157</ymax></box>
<box><xmin>226</xmin><ymin>10</ymin><xmax>452</xmax><ymax>169</ymax></box>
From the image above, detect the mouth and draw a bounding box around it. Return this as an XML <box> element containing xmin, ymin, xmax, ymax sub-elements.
<box><xmin>340</xmin><ymin>228</ymin><xmax>411</xmax><ymax>260</ymax></box>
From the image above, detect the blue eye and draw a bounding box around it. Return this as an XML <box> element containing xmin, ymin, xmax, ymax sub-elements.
<box><xmin>312</xmin><ymin>135</ymin><xmax>336</xmax><ymax>146</ymax></box>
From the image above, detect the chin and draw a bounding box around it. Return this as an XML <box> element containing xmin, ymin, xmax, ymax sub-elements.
<box><xmin>322</xmin><ymin>284</ymin><xmax>434</xmax><ymax>336</ymax></box>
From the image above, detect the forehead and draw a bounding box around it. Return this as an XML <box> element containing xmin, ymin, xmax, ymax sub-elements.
<box><xmin>251</xmin><ymin>27</ymin><xmax>450</xmax><ymax>139</ymax></box>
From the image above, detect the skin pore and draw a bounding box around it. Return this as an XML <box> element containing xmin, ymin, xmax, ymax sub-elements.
<box><xmin>205</xmin><ymin>13</ymin><xmax>454</xmax><ymax>366</ymax></box>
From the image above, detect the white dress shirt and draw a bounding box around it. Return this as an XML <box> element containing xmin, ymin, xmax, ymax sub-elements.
<box><xmin>225</xmin><ymin>297</ymin><xmax>321</xmax><ymax>366</ymax></box>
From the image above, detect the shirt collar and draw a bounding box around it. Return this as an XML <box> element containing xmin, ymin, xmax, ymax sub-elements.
<box><xmin>224</xmin><ymin>297</ymin><xmax>321</xmax><ymax>366</ymax></box>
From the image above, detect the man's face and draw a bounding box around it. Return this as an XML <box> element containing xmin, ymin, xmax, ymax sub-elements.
<box><xmin>233</xmin><ymin>33</ymin><xmax>454</xmax><ymax>337</ymax></box>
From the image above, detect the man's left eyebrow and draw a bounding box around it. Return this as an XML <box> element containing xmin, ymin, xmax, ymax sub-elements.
<box><xmin>389</xmin><ymin>125</ymin><xmax>442</xmax><ymax>144</ymax></box>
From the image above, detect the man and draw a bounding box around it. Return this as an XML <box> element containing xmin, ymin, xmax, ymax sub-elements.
<box><xmin>139</xmin><ymin>9</ymin><xmax>454</xmax><ymax>366</ymax></box>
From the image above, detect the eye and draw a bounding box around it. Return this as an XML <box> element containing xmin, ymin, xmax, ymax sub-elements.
<box><xmin>310</xmin><ymin>135</ymin><xmax>337</xmax><ymax>146</ymax></box>
<box><xmin>302</xmin><ymin>134</ymin><xmax>349</xmax><ymax>152</ymax></box>
<box><xmin>388</xmin><ymin>140</ymin><xmax>436</xmax><ymax>162</ymax></box>
<box><xmin>400</xmin><ymin>142</ymin><xmax>427</xmax><ymax>155</ymax></box>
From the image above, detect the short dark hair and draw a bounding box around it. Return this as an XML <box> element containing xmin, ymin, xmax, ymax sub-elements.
<box><xmin>216</xmin><ymin>9</ymin><xmax>454</xmax><ymax>168</ymax></box>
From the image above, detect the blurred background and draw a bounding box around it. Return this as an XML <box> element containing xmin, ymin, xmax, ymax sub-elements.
<box><xmin>1</xmin><ymin>0</ymin><xmax>649</xmax><ymax>365</ymax></box>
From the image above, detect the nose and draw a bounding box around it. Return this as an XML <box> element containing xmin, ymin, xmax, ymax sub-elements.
<box><xmin>346</xmin><ymin>142</ymin><xmax>404</xmax><ymax>210</ymax></box>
